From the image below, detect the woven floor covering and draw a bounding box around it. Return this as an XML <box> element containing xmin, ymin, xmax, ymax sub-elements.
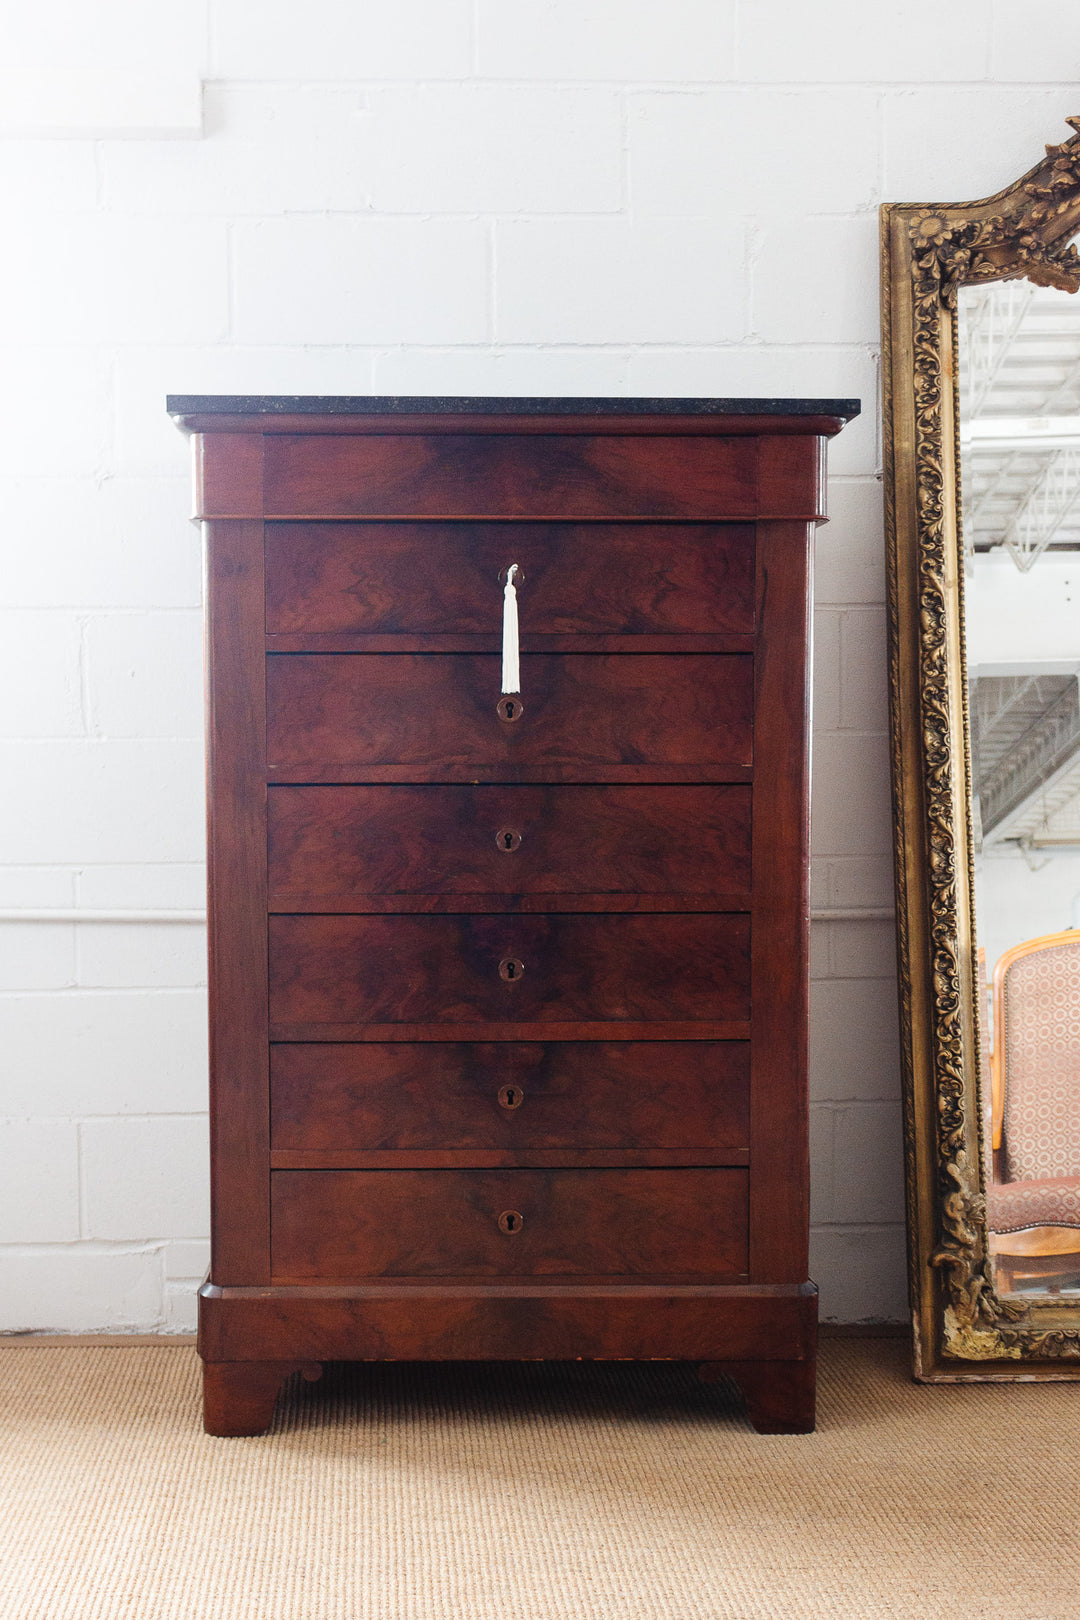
<box><xmin>0</xmin><ymin>1339</ymin><xmax>1076</xmax><ymax>1620</ymax></box>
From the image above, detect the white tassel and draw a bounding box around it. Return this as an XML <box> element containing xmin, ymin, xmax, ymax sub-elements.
<box><xmin>501</xmin><ymin>563</ymin><xmax>521</xmax><ymax>695</ymax></box>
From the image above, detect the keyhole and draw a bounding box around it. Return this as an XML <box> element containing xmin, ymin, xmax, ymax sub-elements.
<box><xmin>496</xmin><ymin>828</ymin><xmax>522</xmax><ymax>852</ymax></box>
<box><xmin>497</xmin><ymin>696</ymin><xmax>523</xmax><ymax>723</ymax></box>
<box><xmin>498</xmin><ymin>1084</ymin><xmax>524</xmax><ymax>1110</ymax></box>
<box><xmin>498</xmin><ymin>957</ymin><xmax>525</xmax><ymax>982</ymax></box>
<box><xmin>498</xmin><ymin>1210</ymin><xmax>523</xmax><ymax>1234</ymax></box>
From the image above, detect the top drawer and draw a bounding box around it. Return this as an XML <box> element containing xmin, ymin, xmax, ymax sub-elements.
<box><xmin>261</xmin><ymin>433</ymin><xmax>757</xmax><ymax>520</ymax></box>
<box><xmin>265</xmin><ymin>521</ymin><xmax>755</xmax><ymax>637</ymax></box>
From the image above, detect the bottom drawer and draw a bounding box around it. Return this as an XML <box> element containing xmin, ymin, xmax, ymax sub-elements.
<box><xmin>271</xmin><ymin>1168</ymin><xmax>748</xmax><ymax>1280</ymax></box>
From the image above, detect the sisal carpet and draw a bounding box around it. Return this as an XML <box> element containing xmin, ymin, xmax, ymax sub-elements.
<box><xmin>0</xmin><ymin>1338</ymin><xmax>1074</xmax><ymax>1620</ymax></box>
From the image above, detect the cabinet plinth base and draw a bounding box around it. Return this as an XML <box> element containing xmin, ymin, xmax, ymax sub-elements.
<box><xmin>198</xmin><ymin>1278</ymin><xmax>817</xmax><ymax>1435</ymax></box>
<box><xmin>698</xmin><ymin>1356</ymin><xmax>816</xmax><ymax>1433</ymax></box>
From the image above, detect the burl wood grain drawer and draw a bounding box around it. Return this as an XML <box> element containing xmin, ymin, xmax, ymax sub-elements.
<box><xmin>264</xmin><ymin>521</ymin><xmax>754</xmax><ymax>635</ymax></box>
<box><xmin>268</xmin><ymin>913</ymin><xmax>750</xmax><ymax>1028</ymax></box>
<box><xmin>270</xmin><ymin>1168</ymin><xmax>750</xmax><ymax>1279</ymax></box>
<box><xmin>265</xmin><ymin>653</ymin><xmax>753</xmax><ymax>775</ymax></box>
<box><xmin>267</xmin><ymin>784</ymin><xmax>752</xmax><ymax>904</ymax></box>
<box><xmin>261</xmin><ymin>433</ymin><xmax>757</xmax><ymax>521</ymax></box>
<box><xmin>270</xmin><ymin>1042</ymin><xmax>750</xmax><ymax>1154</ymax></box>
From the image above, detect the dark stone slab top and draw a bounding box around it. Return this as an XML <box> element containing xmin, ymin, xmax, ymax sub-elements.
<box><xmin>168</xmin><ymin>394</ymin><xmax>860</xmax><ymax>420</ymax></box>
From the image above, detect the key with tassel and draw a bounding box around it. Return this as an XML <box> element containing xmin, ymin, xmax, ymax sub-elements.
<box><xmin>499</xmin><ymin>563</ymin><xmax>522</xmax><ymax>719</ymax></box>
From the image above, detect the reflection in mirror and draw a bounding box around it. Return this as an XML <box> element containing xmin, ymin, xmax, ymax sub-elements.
<box><xmin>959</xmin><ymin>268</ymin><xmax>1080</xmax><ymax>1298</ymax></box>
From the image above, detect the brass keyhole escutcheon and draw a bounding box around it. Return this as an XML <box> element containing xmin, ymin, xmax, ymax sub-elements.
<box><xmin>496</xmin><ymin>828</ymin><xmax>522</xmax><ymax>852</ymax></box>
<box><xmin>498</xmin><ymin>957</ymin><xmax>525</xmax><ymax>983</ymax></box>
<box><xmin>498</xmin><ymin>1210</ymin><xmax>524</xmax><ymax>1234</ymax></box>
<box><xmin>498</xmin><ymin>1084</ymin><xmax>524</xmax><ymax>1110</ymax></box>
<box><xmin>497</xmin><ymin>696</ymin><xmax>523</xmax><ymax>723</ymax></box>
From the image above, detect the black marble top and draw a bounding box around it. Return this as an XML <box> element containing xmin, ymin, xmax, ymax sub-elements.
<box><xmin>167</xmin><ymin>394</ymin><xmax>860</xmax><ymax>419</ymax></box>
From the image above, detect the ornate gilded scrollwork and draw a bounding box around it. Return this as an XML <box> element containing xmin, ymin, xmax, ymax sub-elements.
<box><xmin>931</xmin><ymin>1153</ymin><xmax>1026</xmax><ymax>1352</ymax></box>
<box><xmin>909</xmin><ymin>120</ymin><xmax>1080</xmax><ymax>305</ymax></box>
<box><xmin>882</xmin><ymin>120</ymin><xmax>1080</xmax><ymax>1375</ymax></box>
<box><xmin>999</xmin><ymin>1326</ymin><xmax>1080</xmax><ymax>1358</ymax></box>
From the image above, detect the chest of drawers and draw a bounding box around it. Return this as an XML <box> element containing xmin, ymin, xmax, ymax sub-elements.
<box><xmin>170</xmin><ymin>395</ymin><xmax>857</xmax><ymax>1436</ymax></box>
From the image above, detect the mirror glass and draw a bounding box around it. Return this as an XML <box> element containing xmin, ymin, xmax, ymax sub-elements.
<box><xmin>959</xmin><ymin>266</ymin><xmax>1080</xmax><ymax>1298</ymax></box>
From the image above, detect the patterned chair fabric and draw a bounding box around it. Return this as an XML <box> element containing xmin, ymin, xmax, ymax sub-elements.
<box><xmin>1000</xmin><ymin>938</ymin><xmax>1080</xmax><ymax>1188</ymax></box>
<box><xmin>987</xmin><ymin>1175</ymin><xmax>1080</xmax><ymax>1234</ymax></box>
<box><xmin>976</xmin><ymin>946</ymin><xmax>995</xmax><ymax>1180</ymax></box>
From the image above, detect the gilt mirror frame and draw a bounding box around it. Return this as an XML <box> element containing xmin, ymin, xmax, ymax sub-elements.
<box><xmin>882</xmin><ymin>119</ymin><xmax>1080</xmax><ymax>1379</ymax></box>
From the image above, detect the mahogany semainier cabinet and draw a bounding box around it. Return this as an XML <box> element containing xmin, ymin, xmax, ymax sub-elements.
<box><xmin>169</xmin><ymin>395</ymin><xmax>858</xmax><ymax>1437</ymax></box>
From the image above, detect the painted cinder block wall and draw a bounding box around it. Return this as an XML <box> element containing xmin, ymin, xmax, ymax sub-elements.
<box><xmin>2</xmin><ymin>0</ymin><xmax>1078</xmax><ymax>1330</ymax></box>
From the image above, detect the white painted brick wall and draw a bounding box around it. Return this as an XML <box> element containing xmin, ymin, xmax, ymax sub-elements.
<box><xmin>0</xmin><ymin>991</ymin><xmax>208</xmax><ymax>1117</ymax></box>
<box><xmin>496</xmin><ymin>219</ymin><xmax>750</xmax><ymax>344</ymax></box>
<box><xmin>212</xmin><ymin>0</ymin><xmax>474</xmax><ymax>82</ymax></box>
<box><xmin>371</xmin><ymin>345</ymin><xmax>631</xmax><ymax>399</ymax></box>
<box><xmin>366</xmin><ymin>87</ymin><xmax>623</xmax><ymax>214</ymax></box>
<box><xmin>232</xmin><ymin>218</ymin><xmax>491</xmax><ymax>346</ymax></box>
<box><xmin>628</xmin><ymin>92</ymin><xmax>881</xmax><ymax>219</ymax></box>
<box><xmin>0</xmin><ymin>351</ymin><xmax>113</xmax><ymax>478</ymax></box>
<box><xmin>0</xmin><ymin>142</ymin><xmax>98</xmax><ymax>212</ymax></box>
<box><xmin>0</xmin><ymin>1122</ymin><xmax>80</xmax><ymax>1242</ymax></box>
<box><xmin>0</xmin><ymin>613</ymin><xmax>83</xmax><ymax>736</ymax></box>
<box><xmin>100</xmin><ymin>86</ymin><xmax>374</xmax><ymax>217</ymax></box>
<box><xmin>0</xmin><ymin>217</ymin><xmax>229</xmax><ymax>345</ymax></box>
<box><xmin>754</xmin><ymin>216</ymin><xmax>882</xmax><ymax>346</ymax></box>
<box><xmin>81</xmin><ymin>1117</ymin><xmax>210</xmax><ymax>1241</ymax></box>
<box><xmin>882</xmin><ymin>87</ymin><xmax>1080</xmax><ymax>198</ymax></box>
<box><xmin>475</xmin><ymin>0</ymin><xmax>738</xmax><ymax>82</ymax></box>
<box><xmin>0</xmin><ymin>741</ymin><xmax>205</xmax><ymax>864</ymax></box>
<box><xmin>75</xmin><ymin>923</ymin><xmax>208</xmax><ymax>991</ymax></box>
<box><xmin>0</xmin><ymin>922</ymin><xmax>75</xmax><ymax>992</ymax></box>
<box><xmin>4</xmin><ymin>477</ymin><xmax>201</xmax><ymax>609</ymax></box>
<box><xmin>84</xmin><ymin>613</ymin><xmax>204</xmax><ymax>739</ymax></box>
<box><xmin>0</xmin><ymin>1250</ymin><xmax>163</xmax><ymax>1333</ymax></box>
<box><xmin>737</xmin><ymin>1</ymin><xmax>992</xmax><ymax>83</ymax></box>
<box><xmin>1</xmin><ymin>0</ymin><xmax>1076</xmax><ymax>1331</ymax></box>
<box><xmin>2</xmin><ymin>0</ymin><xmax>206</xmax><ymax>138</ymax></box>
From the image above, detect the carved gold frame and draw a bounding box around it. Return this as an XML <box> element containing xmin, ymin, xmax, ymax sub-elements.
<box><xmin>882</xmin><ymin>119</ymin><xmax>1080</xmax><ymax>1378</ymax></box>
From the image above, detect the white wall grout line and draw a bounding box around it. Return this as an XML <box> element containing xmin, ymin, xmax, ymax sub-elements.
<box><xmin>0</xmin><ymin>907</ymin><xmax>894</xmax><ymax>924</ymax></box>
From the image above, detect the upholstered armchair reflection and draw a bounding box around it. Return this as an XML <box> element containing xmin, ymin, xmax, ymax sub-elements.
<box><xmin>987</xmin><ymin>931</ymin><xmax>1080</xmax><ymax>1294</ymax></box>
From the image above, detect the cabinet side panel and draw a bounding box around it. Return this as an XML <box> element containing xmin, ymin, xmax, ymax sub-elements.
<box><xmin>749</xmin><ymin>519</ymin><xmax>813</xmax><ymax>1281</ymax></box>
<box><xmin>205</xmin><ymin>516</ymin><xmax>270</xmax><ymax>1285</ymax></box>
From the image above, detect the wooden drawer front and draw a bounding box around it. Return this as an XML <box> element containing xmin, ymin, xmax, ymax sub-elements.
<box><xmin>271</xmin><ymin>1042</ymin><xmax>750</xmax><ymax>1152</ymax></box>
<box><xmin>268</xmin><ymin>784</ymin><xmax>752</xmax><ymax>903</ymax></box>
<box><xmin>271</xmin><ymin>1168</ymin><xmax>749</xmax><ymax>1278</ymax></box>
<box><xmin>262</xmin><ymin>434</ymin><xmax>756</xmax><ymax>520</ymax></box>
<box><xmin>265</xmin><ymin>521</ymin><xmax>754</xmax><ymax>635</ymax></box>
<box><xmin>266</xmin><ymin>654</ymin><xmax>753</xmax><ymax>773</ymax></box>
<box><xmin>269</xmin><ymin>913</ymin><xmax>749</xmax><ymax>1027</ymax></box>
